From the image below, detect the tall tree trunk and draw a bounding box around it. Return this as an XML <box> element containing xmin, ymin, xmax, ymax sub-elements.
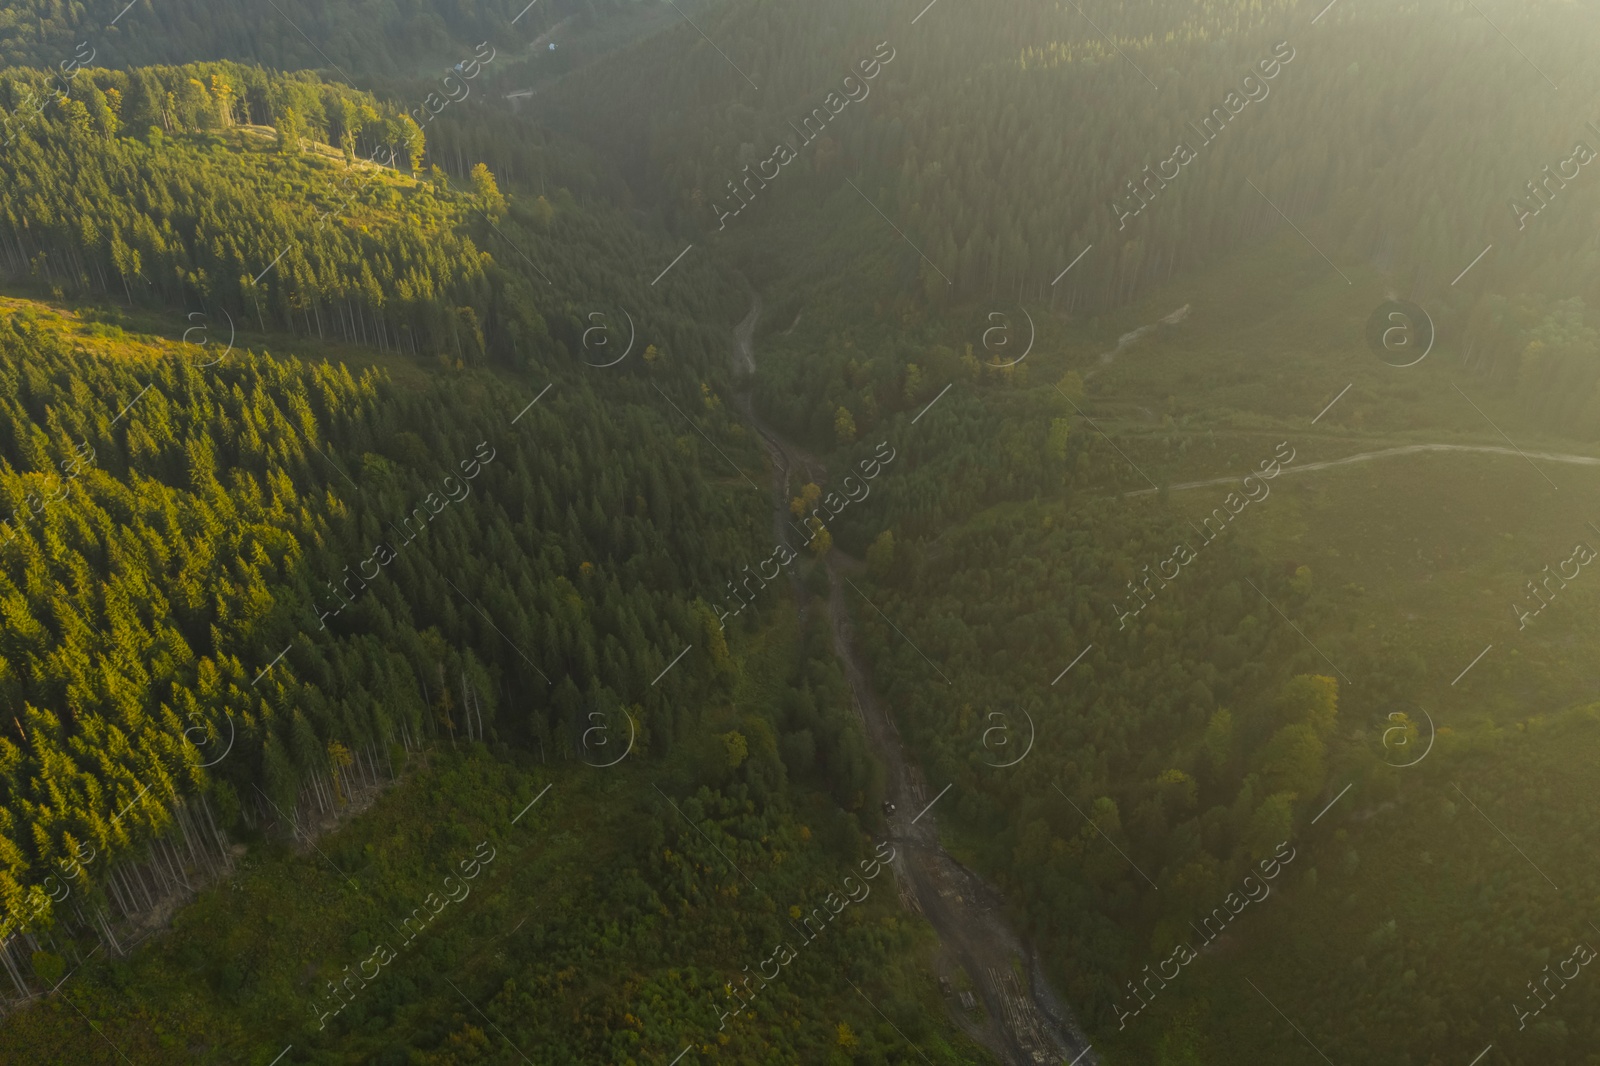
<box><xmin>0</xmin><ymin>936</ymin><xmax>29</xmax><ymax>999</ymax></box>
<box><xmin>93</xmin><ymin>905</ymin><xmax>123</xmax><ymax>958</ymax></box>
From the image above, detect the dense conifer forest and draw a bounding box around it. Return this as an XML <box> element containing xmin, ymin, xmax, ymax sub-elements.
<box><xmin>1</xmin><ymin>0</ymin><xmax>1599</xmax><ymax>1063</ymax></box>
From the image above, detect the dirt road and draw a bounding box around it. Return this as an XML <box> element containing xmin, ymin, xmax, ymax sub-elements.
<box><xmin>1119</xmin><ymin>441</ymin><xmax>1600</xmax><ymax>498</ymax></box>
<box><xmin>732</xmin><ymin>297</ymin><xmax>1095</xmax><ymax>1066</ymax></box>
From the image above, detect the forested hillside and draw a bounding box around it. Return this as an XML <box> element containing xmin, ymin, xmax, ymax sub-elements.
<box><xmin>731</xmin><ymin>227</ymin><xmax>1600</xmax><ymax>1063</ymax></box>
<box><xmin>0</xmin><ymin>60</ymin><xmax>710</xmax><ymax>371</ymax></box>
<box><xmin>0</xmin><ymin>56</ymin><xmax>774</xmax><ymax>981</ymax></box>
<box><xmin>1</xmin><ymin>612</ymin><xmax>975</xmax><ymax>1063</ymax></box>
<box><xmin>0</xmin><ymin>12</ymin><xmax>999</xmax><ymax>1056</ymax></box>
<box><xmin>5</xmin><ymin>0</ymin><xmax>1600</xmax><ymax>1062</ymax></box>
<box><xmin>537</xmin><ymin>0</ymin><xmax>1600</xmax><ymax>434</ymax></box>
<box><xmin>0</xmin><ymin>274</ymin><xmax>770</xmax><ymax>912</ymax></box>
<box><xmin>522</xmin><ymin>0</ymin><xmax>1600</xmax><ymax>1061</ymax></box>
<box><xmin>0</xmin><ymin>0</ymin><xmax>613</xmax><ymax>76</ymax></box>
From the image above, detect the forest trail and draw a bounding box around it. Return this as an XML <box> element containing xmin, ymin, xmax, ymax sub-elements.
<box><xmin>1085</xmin><ymin>302</ymin><xmax>1190</xmax><ymax>378</ymax></box>
<box><xmin>1120</xmin><ymin>441</ymin><xmax>1600</xmax><ymax>498</ymax></box>
<box><xmin>733</xmin><ymin>299</ymin><xmax>1095</xmax><ymax>1066</ymax></box>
